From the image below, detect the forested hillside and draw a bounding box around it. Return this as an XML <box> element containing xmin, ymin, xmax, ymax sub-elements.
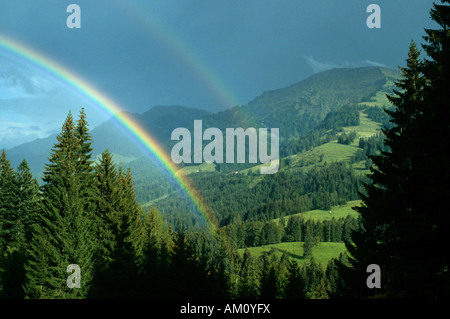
<box><xmin>0</xmin><ymin>65</ymin><xmax>395</xmax><ymax>299</ymax></box>
<box><xmin>2</xmin><ymin>1</ymin><xmax>450</xmax><ymax>298</ymax></box>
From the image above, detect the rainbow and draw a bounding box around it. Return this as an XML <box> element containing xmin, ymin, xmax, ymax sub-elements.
<box><xmin>0</xmin><ymin>32</ymin><xmax>217</xmax><ymax>229</ymax></box>
<box><xmin>114</xmin><ymin>1</ymin><xmax>242</xmax><ymax>111</ymax></box>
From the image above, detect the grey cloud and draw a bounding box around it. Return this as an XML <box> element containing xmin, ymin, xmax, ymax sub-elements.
<box><xmin>304</xmin><ymin>56</ymin><xmax>387</xmax><ymax>74</ymax></box>
<box><xmin>0</xmin><ymin>62</ymin><xmax>60</xmax><ymax>97</ymax></box>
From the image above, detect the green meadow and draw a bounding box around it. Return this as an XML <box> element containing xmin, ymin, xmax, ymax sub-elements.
<box><xmin>273</xmin><ymin>199</ymin><xmax>361</xmax><ymax>225</ymax></box>
<box><xmin>237</xmin><ymin>200</ymin><xmax>361</xmax><ymax>269</ymax></box>
<box><xmin>238</xmin><ymin>241</ymin><xmax>347</xmax><ymax>270</ymax></box>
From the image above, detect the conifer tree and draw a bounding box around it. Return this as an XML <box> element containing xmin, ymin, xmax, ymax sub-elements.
<box><xmin>337</xmin><ymin>1</ymin><xmax>450</xmax><ymax>298</ymax></box>
<box><xmin>414</xmin><ymin>1</ymin><xmax>450</xmax><ymax>296</ymax></box>
<box><xmin>259</xmin><ymin>254</ymin><xmax>279</xmax><ymax>299</ymax></box>
<box><xmin>237</xmin><ymin>249</ymin><xmax>260</xmax><ymax>298</ymax></box>
<box><xmin>0</xmin><ymin>158</ymin><xmax>40</xmax><ymax>298</ymax></box>
<box><xmin>24</xmin><ymin>111</ymin><xmax>96</xmax><ymax>299</ymax></box>
<box><xmin>283</xmin><ymin>215</ymin><xmax>302</xmax><ymax>242</ymax></box>
<box><xmin>0</xmin><ymin>150</ymin><xmax>22</xmax><ymax>298</ymax></box>
<box><xmin>303</xmin><ymin>224</ymin><xmax>313</xmax><ymax>258</ymax></box>
<box><xmin>15</xmin><ymin>159</ymin><xmax>40</xmax><ymax>239</ymax></box>
<box><xmin>336</xmin><ymin>42</ymin><xmax>427</xmax><ymax>299</ymax></box>
<box><xmin>284</xmin><ymin>260</ymin><xmax>305</xmax><ymax>299</ymax></box>
<box><xmin>0</xmin><ymin>150</ymin><xmax>19</xmax><ymax>245</ymax></box>
<box><xmin>91</xmin><ymin>150</ymin><xmax>119</xmax><ymax>270</ymax></box>
<box><xmin>137</xmin><ymin>206</ymin><xmax>171</xmax><ymax>298</ymax></box>
<box><xmin>301</xmin><ymin>258</ymin><xmax>324</xmax><ymax>298</ymax></box>
<box><xmin>89</xmin><ymin>150</ymin><xmax>142</xmax><ymax>298</ymax></box>
<box><xmin>169</xmin><ymin>229</ymin><xmax>208</xmax><ymax>298</ymax></box>
<box><xmin>75</xmin><ymin>108</ymin><xmax>97</xmax><ymax>218</ymax></box>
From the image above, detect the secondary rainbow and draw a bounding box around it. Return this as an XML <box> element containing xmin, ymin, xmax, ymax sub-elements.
<box><xmin>114</xmin><ymin>0</ymin><xmax>242</xmax><ymax>111</ymax></box>
<box><xmin>0</xmin><ymin>33</ymin><xmax>217</xmax><ymax>229</ymax></box>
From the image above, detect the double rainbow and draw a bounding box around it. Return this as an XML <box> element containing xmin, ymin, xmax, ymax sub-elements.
<box><xmin>0</xmin><ymin>33</ymin><xmax>217</xmax><ymax>229</ymax></box>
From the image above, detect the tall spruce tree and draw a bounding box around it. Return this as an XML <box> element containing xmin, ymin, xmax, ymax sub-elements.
<box><xmin>284</xmin><ymin>260</ymin><xmax>305</xmax><ymax>299</ymax></box>
<box><xmin>169</xmin><ymin>229</ymin><xmax>209</xmax><ymax>298</ymax></box>
<box><xmin>337</xmin><ymin>1</ymin><xmax>450</xmax><ymax>299</ymax></box>
<box><xmin>89</xmin><ymin>150</ymin><xmax>142</xmax><ymax>298</ymax></box>
<box><xmin>237</xmin><ymin>249</ymin><xmax>260</xmax><ymax>298</ymax></box>
<box><xmin>303</xmin><ymin>224</ymin><xmax>313</xmax><ymax>258</ymax></box>
<box><xmin>415</xmin><ymin>1</ymin><xmax>450</xmax><ymax>296</ymax></box>
<box><xmin>24</xmin><ymin>111</ymin><xmax>96</xmax><ymax>299</ymax></box>
<box><xmin>259</xmin><ymin>254</ymin><xmax>279</xmax><ymax>299</ymax></box>
<box><xmin>336</xmin><ymin>42</ymin><xmax>427</xmax><ymax>299</ymax></box>
<box><xmin>75</xmin><ymin>108</ymin><xmax>97</xmax><ymax>218</ymax></box>
<box><xmin>0</xmin><ymin>150</ymin><xmax>19</xmax><ymax>245</ymax></box>
<box><xmin>0</xmin><ymin>158</ymin><xmax>40</xmax><ymax>298</ymax></box>
<box><xmin>136</xmin><ymin>206</ymin><xmax>171</xmax><ymax>298</ymax></box>
<box><xmin>15</xmin><ymin>159</ymin><xmax>40</xmax><ymax>239</ymax></box>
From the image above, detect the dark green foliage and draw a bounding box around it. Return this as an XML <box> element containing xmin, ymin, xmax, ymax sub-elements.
<box><xmin>301</xmin><ymin>258</ymin><xmax>327</xmax><ymax>299</ymax></box>
<box><xmin>284</xmin><ymin>260</ymin><xmax>305</xmax><ymax>299</ymax></box>
<box><xmin>338</xmin><ymin>3</ymin><xmax>450</xmax><ymax>297</ymax></box>
<box><xmin>165</xmin><ymin>229</ymin><xmax>226</xmax><ymax>298</ymax></box>
<box><xmin>222</xmin><ymin>213</ymin><xmax>358</xmax><ymax>249</ymax></box>
<box><xmin>0</xmin><ymin>152</ymin><xmax>41</xmax><ymax>298</ymax></box>
<box><xmin>175</xmin><ymin>161</ymin><xmax>361</xmax><ymax>227</ymax></box>
<box><xmin>302</xmin><ymin>224</ymin><xmax>314</xmax><ymax>258</ymax></box>
<box><xmin>135</xmin><ymin>206</ymin><xmax>171</xmax><ymax>298</ymax></box>
<box><xmin>237</xmin><ymin>249</ymin><xmax>260</xmax><ymax>298</ymax></box>
<box><xmin>337</xmin><ymin>131</ymin><xmax>357</xmax><ymax>145</ymax></box>
<box><xmin>363</xmin><ymin>106</ymin><xmax>393</xmax><ymax>129</ymax></box>
<box><xmin>259</xmin><ymin>254</ymin><xmax>282</xmax><ymax>299</ymax></box>
<box><xmin>0</xmin><ymin>150</ymin><xmax>19</xmax><ymax>245</ymax></box>
<box><xmin>281</xmin><ymin>104</ymin><xmax>360</xmax><ymax>157</ymax></box>
<box><xmin>24</xmin><ymin>111</ymin><xmax>97</xmax><ymax>299</ymax></box>
<box><xmin>152</xmin><ymin>161</ymin><xmax>362</xmax><ymax>228</ymax></box>
<box><xmin>352</xmin><ymin>133</ymin><xmax>389</xmax><ymax>164</ymax></box>
<box><xmin>321</xmin><ymin>105</ymin><xmax>360</xmax><ymax>130</ymax></box>
<box><xmin>2</xmin><ymin>2</ymin><xmax>447</xmax><ymax>299</ymax></box>
<box><xmin>14</xmin><ymin>160</ymin><xmax>40</xmax><ymax>238</ymax></box>
<box><xmin>88</xmin><ymin>150</ymin><xmax>143</xmax><ymax>298</ymax></box>
<box><xmin>283</xmin><ymin>215</ymin><xmax>303</xmax><ymax>242</ymax></box>
<box><xmin>1</xmin><ymin>106</ymin><xmax>361</xmax><ymax>300</ymax></box>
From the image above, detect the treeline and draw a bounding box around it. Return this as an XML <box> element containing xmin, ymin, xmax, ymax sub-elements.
<box><xmin>281</xmin><ymin>104</ymin><xmax>360</xmax><ymax>157</ymax></box>
<box><xmin>145</xmin><ymin>161</ymin><xmax>362</xmax><ymax>229</ymax></box>
<box><xmin>351</xmin><ymin>133</ymin><xmax>389</xmax><ymax>168</ymax></box>
<box><xmin>172</xmin><ymin>161</ymin><xmax>363</xmax><ymax>227</ymax></box>
<box><xmin>337</xmin><ymin>131</ymin><xmax>358</xmax><ymax>145</ymax></box>
<box><xmin>0</xmin><ymin>109</ymin><xmax>352</xmax><ymax>299</ymax></box>
<box><xmin>363</xmin><ymin>105</ymin><xmax>393</xmax><ymax>129</ymax></box>
<box><xmin>219</xmin><ymin>214</ymin><xmax>360</xmax><ymax>249</ymax></box>
<box><xmin>227</xmin><ymin>249</ymin><xmax>349</xmax><ymax>299</ymax></box>
<box><xmin>131</xmin><ymin>103</ymin><xmax>382</xmax><ymax>228</ymax></box>
<box><xmin>242</xmin><ymin>162</ymin><xmax>362</xmax><ymax>222</ymax></box>
<box><xmin>129</xmin><ymin>157</ymin><xmax>175</xmax><ymax>204</ymax></box>
<box><xmin>320</xmin><ymin>104</ymin><xmax>360</xmax><ymax>130</ymax></box>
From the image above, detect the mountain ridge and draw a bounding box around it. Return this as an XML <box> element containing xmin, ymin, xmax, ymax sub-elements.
<box><xmin>5</xmin><ymin>66</ymin><xmax>399</xmax><ymax>179</ymax></box>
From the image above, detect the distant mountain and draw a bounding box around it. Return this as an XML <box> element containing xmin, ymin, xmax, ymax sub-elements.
<box><xmin>6</xmin><ymin>133</ymin><xmax>57</xmax><ymax>179</ymax></box>
<box><xmin>6</xmin><ymin>66</ymin><xmax>399</xmax><ymax>180</ymax></box>
<box><xmin>6</xmin><ymin>105</ymin><xmax>211</xmax><ymax>179</ymax></box>
<box><xmin>91</xmin><ymin>105</ymin><xmax>211</xmax><ymax>158</ymax></box>
<box><xmin>244</xmin><ymin>66</ymin><xmax>398</xmax><ymax>137</ymax></box>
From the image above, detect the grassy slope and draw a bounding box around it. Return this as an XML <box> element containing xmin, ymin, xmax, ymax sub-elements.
<box><xmin>238</xmin><ymin>242</ymin><xmax>347</xmax><ymax>270</ymax></box>
<box><xmin>273</xmin><ymin>199</ymin><xmax>362</xmax><ymax>225</ymax></box>
<box><xmin>153</xmin><ymin>68</ymin><xmax>396</xmax><ymax>266</ymax></box>
<box><xmin>238</xmin><ymin>200</ymin><xmax>361</xmax><ymax>268</ymax></box>
<box><xmin>239</xmin><ymin>108</ymin><xmax>382</xmax><ymax>179</ymax></box>
<box><xmin>141</xmin><ymin>68</ymin><xmax>395</xmax><ymax>223</ymax></box>
<box><xmin>170</xmin><ymin>67</ymin><xmax>394</xmax><ymax>179</ymax></box>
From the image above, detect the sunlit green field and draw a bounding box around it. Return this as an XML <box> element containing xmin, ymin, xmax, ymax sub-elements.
<box><xmin>238</xmin><ymin>241</ymin><xmax>347</xmax><ymax>269</ymax></box>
